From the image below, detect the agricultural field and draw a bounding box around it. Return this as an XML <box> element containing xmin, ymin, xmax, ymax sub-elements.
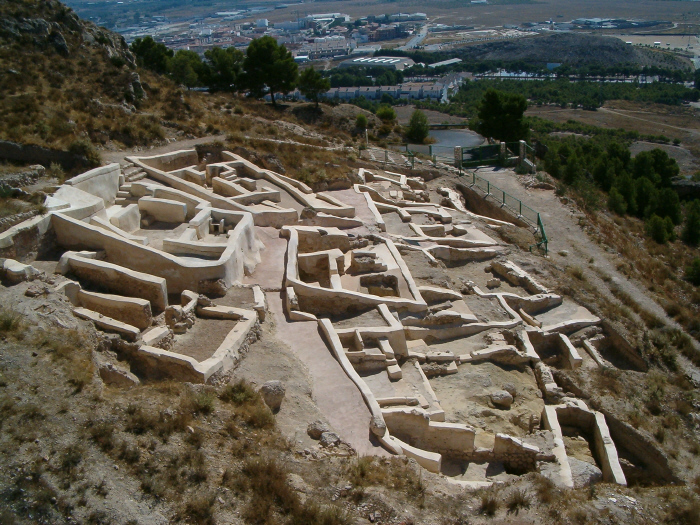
<box><xmin>527</xmin><ymin>100</ymin><xmax>700</xmax><ymax>170</ymax></box>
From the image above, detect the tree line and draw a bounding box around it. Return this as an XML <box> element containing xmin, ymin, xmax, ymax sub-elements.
<box><xmin>415</xmin><ymin>78</ymin><xmax>699</xmax><ymax>117</ymax></box>
<box><xmin>324</xmin><ymin>66</ymin><xmax>404</xmax><ymax>88</ymax></box>
<box><xmin>467</xmin><ymin>88</ymin><xmax>699</xmax><ymax>252</ymax></box>
<box><xmin>382</xmin><ymin>49</ymin><xmax>698</xmax><ymax>83</ymax></box>
<box><xmin>539</xmin><ymin>130</ymin><xmax>699</xmax><ymax>247</ymax></box>
<box><xmin>130</xmin><ymin>36</ymin><xmax>329</xmax><ymax>106</ymax></box>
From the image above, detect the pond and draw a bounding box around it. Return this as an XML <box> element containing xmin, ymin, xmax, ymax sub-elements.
<box><xmin>408</xmin><ymin>129</ymin><xmax>484</xmax><ymax>156</ymax></box>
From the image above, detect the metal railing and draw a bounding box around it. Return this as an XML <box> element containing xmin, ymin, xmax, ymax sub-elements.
<box><xmin>402</xmin><ymin>141</ymin><xmax>548</xmax><ymax>254</ymax></box>
<box><xmin>466</xmin><ymin>171</ymin><xmax>548</xmax><ymax>255</ymax></box>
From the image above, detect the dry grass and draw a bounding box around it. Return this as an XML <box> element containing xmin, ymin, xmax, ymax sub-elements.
<box><xmin>585</xmin><ymin>207</ymin><xmax>700</xmax><ymax>348</ymax></box>
<box><xmin>0</xmin><ymin>307</ymin><xmax>24</xmax><ymax>334</ymax></box>
<box><xmin>346</xmin><ymin>456</ymin><xmax>425</xmax><ymax>499</ymax></box>
<box><xmin>232</xmin><ymin>456</ymin><xmax>350</xmax><ymax>525</ymax></box>
<box><xmin>506</xmin><ymin>488</ymin><xmax>530</xmax><ymax>514</ymax></box>
<box><xmin>478</xmin><ymin>489</ymin><xmax>500</xmax><ymax>516</ymax></box>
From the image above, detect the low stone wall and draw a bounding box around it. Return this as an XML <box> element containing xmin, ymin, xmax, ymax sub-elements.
<box><xmin>0</xmin><ymin>166</ymin><xmax>43</xmax><ymax>189</ymax></box>
<box><xmin>73</xmin><ymin>287</ymin><xmax>152</xmax><ymax>330</ymax></box>
<box><xmin>138</xmin><ymin>197</ymin><xmax>187</xmax><ymax>223</ymax></box>
<box><xmin>59</xmin><ymin>252</ymin><xmax>168</xmax><ymax>313</ymax></box>
<box><xmin>0</xmin><ymin>211</ymin><xmax>39</xmax><ymax>235</ymax></box>
<box><xmin>0</xmin><ymin>140</ymin><xmax>90</xmax><ymax>170</ymax></box>
<box><xmin>599</xmin><ymin>408</ymin><xmax>680</xmax><ymax>484</ymax></box>
<box><xmin>600</xmin><ymin>320</ymin><xmax>648</xmax><ymax>372</ymax></box>
<box><xmin>382</xmin><ymin>407</ymin><xmax>476</xmax><ymax>457</ymax></box>
<box><xmin>284</xmin><ymin>227</ymin><xmax>427</xmax><ymax>316</ymax></box>
<box><xmin>128</xmin><ymin>152</ymin><xmax>298</xmax><ymax>228</ymax></box>
<box><xmin>63</xmin><ymin>163</ymin><xmax>121</xmax><ymax>206</ymax></box>
<box><xmin>52</xmin><ymin>211</ymin><xmax>262</xmax><ymax>294</ymax></box>
<box><xmin>0</xmin><ymin>214</ymin><xmax>54</xmax><ymax>261</ymax></box>
<box><xmin>138</xmin><ymin>149</ymin><xmax>199</xmax><ymax>172</ymax></box>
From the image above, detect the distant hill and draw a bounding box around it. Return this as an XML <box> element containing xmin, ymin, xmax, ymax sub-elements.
<box><xmin>456</xmin><ymin>32</ymin><xmax>692</xmax><ymax>70</ymax></box>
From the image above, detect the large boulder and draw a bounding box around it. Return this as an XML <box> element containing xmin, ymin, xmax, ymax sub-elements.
<box><xmin>307</xmin><ymin>420</ymin><xmax>330</xmax><ymax>440</ymax></box>
<box><xmin>490</xmin><ymin>390</ymin><xmax>514</xmax><ymax>409</ymax></box>
<box><xmin>568</xmin><ymin>458</ymin><xmax>603</xmax><ymax>488</ymax></box>
<box><xmin>260</xmin><ymin>380</ymin><xmax>285</xmax><ymax>411</ymax></box>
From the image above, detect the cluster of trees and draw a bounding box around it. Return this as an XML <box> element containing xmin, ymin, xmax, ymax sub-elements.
<box><xmin>472</xmin><ymin>88</ymin><xmax>529</xmax><ymax>142</ymax></box>
<box><xmin>353</xmin><ymin>106</ymin><xmax>429</xmax><ymax>143</ymax></box>
<box><xmin>539</xmin><ymin>133</ymin><xmax>698</xmax><ymax>246</ymax></box>
<box><xmin>417</xmin><ymin>78</ymin><xmax>698</xmax><ymax>118</ymax></box>
<box><xmin>130</xmin><ymin>36</ymin><xmax>330</xmax><ymax>106</ymax></box>
<box><xmin>385</xmin><ymin>48</ymin><xmax>698</xmax><ymax>83</ymax></box>
<box><xmin>529</xmin><ymin>117</ymin><xmax>673</xmax><ymax>145</ymax></box>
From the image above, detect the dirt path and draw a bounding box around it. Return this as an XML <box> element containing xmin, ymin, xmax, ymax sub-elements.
<box><xmin>101</xmin><ymin>135</ymin><xmax>228</xmax><ymax>166</ymax></box>
<box><xmin>468</xmin><ymin>167</ymin><xmax>700</xmax><ymax>365</ymax></box>
<box><xmin>598</xmin><ymin>107</ymin><xmax>700</xmax><ymax>135</ymax></box>
<box><xmin>266</xmin><ymin>293</ymin><xmax>389</xmax><ymax>456</ymax></box>
<box><xmin>242</xmin><ymin>225</ymin><xmax>387</xmax><ymax>455</ymax></box>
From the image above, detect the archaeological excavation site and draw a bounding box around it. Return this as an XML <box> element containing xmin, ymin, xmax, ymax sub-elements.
<box><xmin>3</xmin><ymin>130</ymin><xmax>700</xmax><ymax>525</ymax></box>
<box><xmin>4</xmin><ymin>142</ymin><xmax>684</xmax><ymax>495</ymax></box>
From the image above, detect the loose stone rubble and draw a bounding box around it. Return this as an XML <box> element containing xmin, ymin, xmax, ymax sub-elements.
<box><xmin>1</xmin><ymin>153</ymin><xmax>650</xmax><ymax>489</ymax></box>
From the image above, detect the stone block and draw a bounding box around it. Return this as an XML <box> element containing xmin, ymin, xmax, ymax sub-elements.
<box><xmin>138</xmin><ymin>196</ymin><xmax>187</xmax><ymax>223</ymax></box>
<box><xmin>109</xmin><ymin>204</ymin><xmax>140</xmax><ymax>233</ymax></box>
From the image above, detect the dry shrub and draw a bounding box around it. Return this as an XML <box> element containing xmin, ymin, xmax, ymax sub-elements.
<box><xmin>180</xmin><ymin>492</ymin><xmax>216</xmax><ymax>525</ymax></box>
<box><xmin>0</xmin><ymin>308</ymin><xmax>24</xmax><ymax>335</ymax></box>
<box><xmin>222</xmin><ymin>380</ymin><xmax>275</xmax><ymax>429</ymax></box>
<box><xmin>595</xmin><ymin>366</ymin><xmax>623</xmax><ymax>395</ymax></box>
<box><xmin>478</xmin><ymin>490</ymin><xmax>500</xmax><ymax>516</ymax></box>
<box><xmin>664</xmin><ymin>494</ymin><xmax>700</xmax><ymax>524</ymax></box>
<box><xmin>220</xmin><ymin>380</ymin><xmax>257</xmax><ymax>404</ymax></box>
<box><xmin>32</xmin><ymin>328</ymin><xmax>94</xmax><ymax>393</ymax></box>
<box><xmin>124</xmin><ymin>401</ymin><xmax>191</xmax><ymax>440</ymax></box>
<box><xmin>182</xmin><ymin>390</ymin><xmax>216</xmax><ymax>416</ymax></box>
<box><xmin>506</xmin><ymin>488</ymin><xmax>530</xmax><ymax>514</ymax></box>
<box><xmin>235</xmin><ymin>456</ymin><xmax>347</xmax><ymax>525</ymax></box>
<box><xmin>346</xmin><ymin>456</ymin><xmax>424</xmax><ymax>498</ymax></box>
<box><xmin>533</xmin><ymin>474</ymin><xmax>560</xmax><ymax>504</ymax></box>
<box><xmin>567</xmin><ymin>265</ymin><xmax>585</xmax><ymax>281</ymax></box>
<box><xmin>88</xmin><ymin>420</ymin><xmax>115</xmax><ymax>451</ymax></box>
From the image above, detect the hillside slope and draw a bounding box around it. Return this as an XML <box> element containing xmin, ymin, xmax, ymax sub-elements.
<box><xmin>457</xmin><ymin>33</ymin><xmax>692</xmax><ymax>70</ymax></box>
<box><xmin>0</xmin><ymin>0</ymin><xmax>206</xmax><ymax>156</ymax></box>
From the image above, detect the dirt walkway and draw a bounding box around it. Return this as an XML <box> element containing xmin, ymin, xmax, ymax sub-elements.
<box><xmin>101</xmin><ymin>135</ymin><xmax>228</xmax><ymax>166</ymax></box>
<box><xmin>266</xmin><ymin>293</ymin><xmax>388</xmax><ymax>456</ymax></box>
<box><xmin>242</xmin><ymin>223</ymin><xmax>387</xmax><ymax>455</ymax></box>
<box><xmin>469</xmin><ymin>167</ymin><xmax>700</xmax><ymax>365</ymax></box>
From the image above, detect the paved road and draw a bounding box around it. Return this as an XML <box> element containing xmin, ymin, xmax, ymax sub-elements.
<box><xmin>398</xmin><ymin>23</ymin><xmax>429</xmax><ymax>51</ymax></box>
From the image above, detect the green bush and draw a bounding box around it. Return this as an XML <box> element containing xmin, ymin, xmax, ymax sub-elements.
<box><xmin>646</xmin><ymin>214</ymin><xmax>675</xmax><ymax>244</ymax></box>
<box><xmin>355</xmin><ymin>114</ymin><xmax>368</xmax><ymax>129</ymax></box>
<box><xmin>608</xmin><ymin>187</ymin><xmax>627</xmax><ymax>215</ymax></box>
<box><xmin>406</xmin><ymin>109</ymin><xmax>429</xmax><ymax>143</ymax></box>
<box><xmin>686</xmin><ymin>258</ymin><xmax>700</xmax><ymax>286</ymax></box>
<box><xmin>682</xmin><ymin>200</ymin><xmax>700</xmax><ymax>246</ymax></box>
<box><xmin>68</xmin><ymin>139</ymin><xmax>101</xmax><ymax>168</ymax></box>
<box><xmin>376</xmin><ymin>105</ymin><xmax>396</xmax><ymax>122</ymax></box>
